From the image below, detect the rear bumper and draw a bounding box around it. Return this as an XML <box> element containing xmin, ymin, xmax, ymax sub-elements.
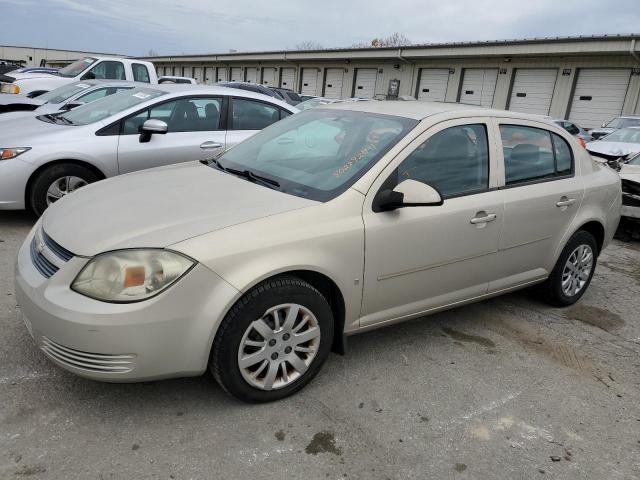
<box><xmin>14</xmin><ymin>227</ymin><xmax>240</xmax><ymax>382</ymax></box>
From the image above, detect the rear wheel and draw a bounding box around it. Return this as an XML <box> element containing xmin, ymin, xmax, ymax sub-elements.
<box><xmin>540</xmin><ymin>230</ymin><xmax>598</xmax><ymax>306</ymax></box>
<box><xmin>29</xmin><ymin>163</ymin><xmax>99</xmax><ymax>216</ymax></box>
<box><xmin>210</xmin><ymin>276</ymin><xmax>334</xmax><ymax>403</ymax></box>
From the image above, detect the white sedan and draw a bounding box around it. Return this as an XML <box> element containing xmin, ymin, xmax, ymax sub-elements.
<box><xmin>15</xmin><ymin>101</ymin><xmax>621</xmax><ymax>402</ymax></box>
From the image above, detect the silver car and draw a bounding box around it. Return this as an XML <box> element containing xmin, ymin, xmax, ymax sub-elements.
<box><xmin>0</xmin><ymin>84</ymin><xmax>297</xmax><ymax>215</ymax></box>
<box><xmin>588</xmin><ymin>115</ymin><xmax>640</xmax><ymax>140</ymax></box>
<box><xmin>0</xmin><ymin>80</ymin><xmax>144</xmax><ymax>116</ymax></box>
<box><xmin>15</xmin><ymin>101</ymin><xmax>621</xmax><ymax>402</ymax></box>
<box><xmin>586</xmin><ymin>127</ymin><xmax>640</xmax><ymax>162</ymax></box>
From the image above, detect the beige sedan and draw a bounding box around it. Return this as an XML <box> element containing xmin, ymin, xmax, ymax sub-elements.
<box><xmin>15</xmin><ymin>101</ymin><xmax>621</xmax><ymax>402</ymax></box>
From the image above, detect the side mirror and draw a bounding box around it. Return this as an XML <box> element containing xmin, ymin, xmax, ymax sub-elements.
<box><xmin>373</xmin><ymin>179</ymin><xmax>443</xmax><ymax>212</ymax></box>
<box><xmin>139</xmin><ymin>119</ymin><xmax>168</xmax><ymax>143</ymax></box>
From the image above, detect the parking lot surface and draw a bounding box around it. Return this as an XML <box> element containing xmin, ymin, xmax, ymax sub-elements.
<box><xmin>1</xmin><ymin>211</ymin><xmax>639</xmax><ymax>479</ymax></box>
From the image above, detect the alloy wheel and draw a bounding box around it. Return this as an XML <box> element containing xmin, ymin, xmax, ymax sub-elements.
<box><xmin>46</xmin><ymin>176</ymin><xmax>88</xmax><ymax>205</ymax></box>
<box><xmin>238</xmin><ymin>303</ymin><xmax>321</xmax><ymax>390</ymax></box>
<box><xmin>561</xmin><ymin>244</ymin><xmax>593</xmax><ymax>297</ymax></box>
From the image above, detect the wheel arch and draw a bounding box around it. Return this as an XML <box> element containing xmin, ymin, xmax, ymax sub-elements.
<box><xmin>576</xmin><ymin>220</ymin><xmax>605</xmax><ymax>255</ymax></box>
<box><xmin>25</xmin><ymin>159</ymin><xmax>107</xmax><ymax>209</ymax></box>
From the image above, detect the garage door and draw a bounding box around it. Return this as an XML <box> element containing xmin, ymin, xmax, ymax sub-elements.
<box><xmin>230</xmin><ymin>67</ymin><xmax>243</xmax><ymax>82</ymax></box>
<box><xmin>280</xmin><ymin>67</ymin><xmax>295</xmax><ymax>89</ymax></box>
<box><xmin>204</xmin><ymin>67</ymin><xmax>214</xmax><ymax>84</ymax></box>
<box><xmin>193</xmin><ymin>67</ymin><xmax>204</xmax><ymax>84</ymax></box>
<box><xmin>508</xmin><ymin>69</ymin><xmax>558</xmax><ymax>115</ymax></box>
<box><xmin>568</xmin><ymin>69</ymin><xmax>632</xmax><ymax>129</ymax></box>
<box><xmin>416</xmin><ymin>68</ymin><xmax>450</xmax><ymax>102</ymax></box>
<box><xmin>216</xmin><ymin>67</ymin><xmax>228</xmax><ymax>82</ymax></box>
<box><xmin>262</xmin><ymin>67</ymin><xmax>277</xmax><ymax>86</ymax></box>
<box><xmin>353</xmin><ymin>68</ymin><xmax>378</xmax><ymax>99</ymax></box>
<box><xmin>300</xmin><ymin>68</ymin><xmax>318</xmax><ymax>96</ymax></box>
<box><xmin>245</xmin><ymin>67</ymin><xmax>258</xmax><ymax>83</ymax></box>
<box><xmin>324</xmin><ymin>68</ymin><xmax>344</xmax><ymax>99</ymax></box>
<box><xmin>181</xmin><ymin>66</ymin><xmax>192</xmax><ymax>77</ymax></box>
<box><xmin>459</xmin><ymin>69</ymin><xmax>498</xmax><ymax>107</ymax></box>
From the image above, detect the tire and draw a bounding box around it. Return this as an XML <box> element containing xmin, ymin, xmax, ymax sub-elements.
<box><xmin>540</xmin><ymin>230</ymin><xmax>598</xmax><ymax>307</ymax></box>
<box><xmin>210</xmin><ymin>276</ymin><xmax>334</xmax><ymax>403</ymax></box>
<box><xmin>29</xmin><ymin>163</ymin><xmax>99</xmax><ymax>216</ymax></box>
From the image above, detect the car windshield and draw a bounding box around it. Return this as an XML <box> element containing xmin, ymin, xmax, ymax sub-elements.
<box><xmin>215</xmin><ymin>109</ymin><xmax>417</xmax><ymax>202</ymax></box>
<box><xmin>36</xmin><ymin>82</ymin><xmax>95</xmax><ymax>104</ymax></box>
<box><xmin>605</xmin><ymin>118</ymin><xmax>640</xmax><ymax>129</ymax></box>
<box><xmin>58</xmin><ymin>87</ymin><xmax>165</xmax><ymax>126</ymax></box>
<box><xmin>56</xmin><ymin>57</ymin><xmax>98</xmax><ymax>78</ymax></box>
<box><xmin>601</xmin><ymin>128</ymin><xmax>640</xmax><ymax>143</ymax></box>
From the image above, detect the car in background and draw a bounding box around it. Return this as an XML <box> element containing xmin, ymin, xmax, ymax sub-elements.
<box><xmin>552</xmin><ymin>119</ymin><xmax>592</xmax><ymax>147</ymax></box>
<box><xmin>159</xmin><ymin>76</ymin><xmax>197</xmax><ymax>84</ymax></box>
<box><xmin>0</xmin><ymin>80</ymin><xmax>142</xmax><ymax>115</ymax></box>
<box><xmin>618</xmin><ymin>153</ymin><xmax>640</xmax><ymax>224</ymax></box>
<box><xmin>588</xmin><ymin>116</ymin><xmax>640</xmax><ymax>140</ymax></box>
<box><xmin>269</xmin><ymin>87</ymin><xmax>302</xmax><ymax>106</ymax></box>
<box><xmin>14</xmin><ymin>102</ymin><xmax>620</xmax><ymax>402</ymax></box>
<box><xmin>0</xmin><ymin>57</ymin><xmax>158</xmax><ymax>97</ymax></box>
<box><xmin>296</xmin><ymin>97</ymin><xmax>339</xmax><ymax>110</ymax></box>
<box><xmin>7</xmin><ymin>67</ymin><xmax>59</xmax><ymax>75</ymax></box>
<box><xmin>586</xmin><ymin>127</ymin><xmax>640</xmax><ymax>162</ymax></box>
<box><xmin>299</xmin><ymin>94</ymin><xmax>317</xmax><ymax>101</ymax></box>
<box><xmin>0</xmin><ymin>84</ymin><xmax>297</xmax><ymax>215</ymax></box>
<box><xmin>216</xmin><ymin>81</ymin><xmax>281</xmax><ymax>100</ymax></box>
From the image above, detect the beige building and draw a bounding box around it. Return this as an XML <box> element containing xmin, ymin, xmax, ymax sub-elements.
<box><xmin>0</xmin><ymin>45</ymin><xmax>122</xmax><ymax>68</ymax></box>
<box><xmin>142</xmin><ymin>34</ymin><xmax>640</xmax><ymax>128</ymax></box>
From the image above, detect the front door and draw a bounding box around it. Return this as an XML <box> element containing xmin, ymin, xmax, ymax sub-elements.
<box><xmin>361</xmin><ymin>118</ymin><xmax>504</xmax><ymax>327</ymax></box>
<box><xmin>116</xmin><ymin>96</ymin><xmax>226</xmax><ymax>174</ymax></box>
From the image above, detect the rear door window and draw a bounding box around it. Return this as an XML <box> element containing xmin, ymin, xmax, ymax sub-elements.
<box><xmin>231</xmin><ymin>98</ymin><xmax>282</xmax><ymax>130</ymax></box>
<box><xmin>132</xmin><ymin>63</ymin><xmax>151</xmax><ymax>83</ymax></box>
<box><xmin>500</xmin><ymin>125</ymin><xmax>574</xmax><ymax>185</ymax></box>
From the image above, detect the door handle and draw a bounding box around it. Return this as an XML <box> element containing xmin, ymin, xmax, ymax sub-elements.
<box><xmin>556</xmin><ymin>197</ymin><xmax>576</xmax><ymax>208</ymax></box>
<box><xmin>470</xmin><ymin>213</ymin><xmax>497</xmax><ymax>224</ymax></box>
<box><xmin>200</xmin><ymin>141</ymin><xmax>223</xmax><ymax>150</ymax></box>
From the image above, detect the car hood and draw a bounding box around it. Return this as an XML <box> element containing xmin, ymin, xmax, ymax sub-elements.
<box><xmin>0</xmin><ymin>94</ymin><xmax>43</xmax><ymax>107</ymax></box>
<box><xmin>586</xmin><ymin>141</ymin><xmax>640</xmax><ymax>158</ymax></box>
<box><xmin>9</xmin><ymin>72</ymin><xmax>58</xmax><ymax>80</ymax></box>
<box><xmin>0</xmin><ymin>113</ymin><xmax>68</xmax><ymax>144</ymax></box>
<box><xmin>42</xmin><ymin>162</ymin><xmax>317</xmax><ymax>257</ymax></box>
<box><xmin>589</xmin><ymin>128</ymin><xmax>615</xmax><ymax>136</ymax></box>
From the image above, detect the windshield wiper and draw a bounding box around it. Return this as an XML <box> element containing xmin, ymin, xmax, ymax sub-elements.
<box><xmin>202</xmin><ymin>157</ymin><xmax>281</xmax><ymax>190</ymax></box>
<box><xmin>56</xmin><ymin>115</ymin><xmax>75</xmax><ymax>125</ymax></box>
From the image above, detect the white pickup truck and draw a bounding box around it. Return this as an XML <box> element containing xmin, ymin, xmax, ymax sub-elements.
<box><xmin>0</xmin><ymin>56</ymin><xmax>158</xmax><ymax>97</ymax></box>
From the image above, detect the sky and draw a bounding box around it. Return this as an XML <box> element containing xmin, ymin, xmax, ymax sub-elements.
<box><xmin>1</xmin><ymin>0</ymin><xmax>639</xmax><ymax>56</ymax></box>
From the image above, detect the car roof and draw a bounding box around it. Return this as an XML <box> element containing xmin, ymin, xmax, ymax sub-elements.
<box><xmin>131</xmin><ymin>84</ymin><xmax>298</xmax><ymax>112</ymax></box>
<box><xmin>321</xmin><ymin>100</ymin><xmax>553</xmax><ymax>121</ymax></box>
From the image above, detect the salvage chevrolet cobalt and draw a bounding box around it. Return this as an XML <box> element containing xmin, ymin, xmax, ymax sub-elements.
<box><xmin>15</xmin><ymin>101</ymin><xmax>621</xmax><ymax>402</ymax></box>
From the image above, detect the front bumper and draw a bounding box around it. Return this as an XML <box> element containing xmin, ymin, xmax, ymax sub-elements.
<box><xmin>14</xmin><ymin>226</ymin><xmax>240</xmax><ymax>382</ymax></box>
<box><xmin>0</xmin><ymin>157</ymin><xmax>37</xmax><ymax>210</ymax></box>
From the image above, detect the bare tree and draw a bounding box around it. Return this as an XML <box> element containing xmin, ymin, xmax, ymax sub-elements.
<box><xmin>351</xmin><ymin>33</ymin><xmax>412</xmax><ymax>49</ymax></box>
<box><xmin>295</xmin><ymin>40</ymin><xmax>324</xmax><ymax>51</ymax></box>
<box><xmin>146</xmin><ymin>49</ymin><xmax>159</xmax><ymax>57</ymax></box>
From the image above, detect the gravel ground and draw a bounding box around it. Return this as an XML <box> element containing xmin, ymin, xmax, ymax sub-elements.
<box><xmin>1</xmin><ymin>211</ymin><xmax>639</xmax><ymax>480</ymax></box>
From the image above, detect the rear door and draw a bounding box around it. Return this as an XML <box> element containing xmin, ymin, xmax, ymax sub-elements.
<box><xmin>323</xmin><ymin>68</ymin><xmax>344</xmax><ymax>99</ymax></box>
<box><xmin>490</xmin><ymin>120</ymin><xmax>584</xmax><ymax>291</ymax></box>
<box><xmin>116</xmin><ymin>96</ymin><xmax>226</xmax><ymax>174</ymax></box>
<box><xmin>508</xmin><ymin>69</ymin><xmax>558</xmax><ymax>115</ymax></box>
<box><xmin>415</xmin><ymin>68</ymin><xmax>450</xmax><ymax>102</ymax></box>
<box><xmin>224</xmin><ymin>97</ymin><xmax>292</xmax><ymax>148</ymax></box>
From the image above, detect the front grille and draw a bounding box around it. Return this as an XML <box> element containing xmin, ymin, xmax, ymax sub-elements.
<box><xmin>41</xmin><ymin>337</ymin><xmax>135</xmax><ymax>373</ymax></box>
<box><xmin>30</xmin><ymin>228</ymin><xmax>75</xmax><ymax>278</ymax></box>
<box><xmin>30</xmin><ymin>236</ymin><xmax>59</xmax><ymax>278</ymax></box>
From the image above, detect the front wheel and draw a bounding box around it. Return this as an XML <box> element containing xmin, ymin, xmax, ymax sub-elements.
<box><xmin>29</xmin><ymin>163</ymin><xmax>99</xmax><ymax>216</ymax></box>
<box><xmin>210</xmin><ymin>276</ymin><xmax>334</xmax><ymax>402</ymax></box>
<box><xmin>540</xmin><ymin>230</ymin><xmax>598</xmax><ymax>307</ymax></box>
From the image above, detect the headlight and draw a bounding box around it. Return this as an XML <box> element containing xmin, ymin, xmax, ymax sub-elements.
<box><xmin>71</xmin><ymin>249</ymin><xmax>195</xmax><ymax>303</ymax></box>
<box><xmin>0</xmin><ymin>147</ymin><xmax>31</xmax><ymax>160</ymax></box>
<box><xmin>0</xmin><ymin>83</ymin><xmax>20</xmax><ymax>94</ymax></box>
